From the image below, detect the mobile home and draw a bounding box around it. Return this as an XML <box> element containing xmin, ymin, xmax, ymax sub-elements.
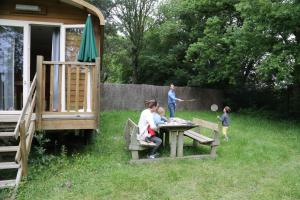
<box><xmin>0</xmin><ymin>0</ymin><xmax>104</xmax><ymax>188</ymax></box>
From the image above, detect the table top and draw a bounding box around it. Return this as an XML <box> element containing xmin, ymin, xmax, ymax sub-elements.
<box><xmin>157</xmin><ymin>117</ymin><xmax>198</xmax><ymax>130</ymax></box>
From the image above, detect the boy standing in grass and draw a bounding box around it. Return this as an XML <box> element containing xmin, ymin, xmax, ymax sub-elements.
<box><xmin>218</xmin><ymin>106</ymin><xmax>231</xmax><ymax>141</ymax></box>
<box><xmin>168</xmin><ymin>83</ymin><xmax>183</xmax><ymax>118</ymax></box>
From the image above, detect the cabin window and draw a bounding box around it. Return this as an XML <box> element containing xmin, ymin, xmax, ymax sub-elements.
<box><xmin>0</xmin><ymin>26</ymin><xmax>23</xmax><ymax>110</ymax></box>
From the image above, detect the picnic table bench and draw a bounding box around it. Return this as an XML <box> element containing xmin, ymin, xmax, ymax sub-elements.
<box><xmin>184</xmin><ymin>118</ymin><xmax>220</xmax><ymax>157</ymax></box>
<box><xmin>124</xmin><ymin>118</ymin><xmax>156</xmax><ymax>160</ymax></box>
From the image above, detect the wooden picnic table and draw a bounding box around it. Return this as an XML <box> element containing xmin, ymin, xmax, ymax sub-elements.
<box><xmin>158</xmin><ymin>118</ymin><xmax>198</xmax><ymax>157</ymax></box>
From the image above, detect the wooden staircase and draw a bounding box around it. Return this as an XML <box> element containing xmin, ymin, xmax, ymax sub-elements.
<box><xmin>0</xmin><ymin>114</ymin><xmax>21</xmax><ymax>189</ymax></box>
<box><xmin>0</xmin><ymin>74</ymin><xmax>37</xmax><ymax>190</ymax></box>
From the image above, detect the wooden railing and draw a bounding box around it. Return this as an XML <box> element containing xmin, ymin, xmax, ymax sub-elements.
<box><xmin>36</xmin><ymin>56</ymin><xmax>99</xmax><ymax>114</ymax></box>
<box><xmin>14</xmin><ymin>74</ymin><xmax>37</xmax><ymax>186</ymax></box>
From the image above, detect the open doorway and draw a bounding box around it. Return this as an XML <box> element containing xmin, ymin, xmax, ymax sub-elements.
<box><xmin>30</xmin><ymin>25</ymin><xmax>60</xmax><ymax>110</ymax></box>
<box><xmin>30</xmin><ymin>25</ymin><xmax>60</xmax><ymax>80</ymax></box>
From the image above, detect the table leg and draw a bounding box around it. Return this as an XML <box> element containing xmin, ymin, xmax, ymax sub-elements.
<box><xmin>165</xmin><ymin>131</ymin><xmax>169</xmax><ymax>146</ymax></box>
<box><xmin>177</xmin><ymin>131</ymin><xmax>184</xmax><ymax>157</ymax></box>
<box><xmin>169</xmin><ymin>130</ymin><xmax>177</xmax><ymax>158</ymax></box>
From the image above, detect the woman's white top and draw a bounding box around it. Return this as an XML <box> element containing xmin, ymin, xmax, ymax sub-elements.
<box><xmin>137</xmin><ymin>109</ymin><xmax>157</xmax><ymax>141</ymax></box>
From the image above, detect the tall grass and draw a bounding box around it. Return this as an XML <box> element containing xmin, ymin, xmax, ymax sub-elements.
<box><xmin>8</xmin><ymin>111</ymin><xmax>300</xmax><ymax>199</ymax></box>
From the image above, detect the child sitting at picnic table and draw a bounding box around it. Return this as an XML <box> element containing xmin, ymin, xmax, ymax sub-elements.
<box><xmin>138</xmin><ymin>99</ymin><xmax>162</xmax><ymax>159</ymax></box>
<box><xmin>217</xmin><ymin>106</ymin><xmax>231</xmax><ymax>141</ymax></box>
<box><xmin>153</xmin><ymin>106</ymin><xmax>168</xmax><ymax>126</ymax></box>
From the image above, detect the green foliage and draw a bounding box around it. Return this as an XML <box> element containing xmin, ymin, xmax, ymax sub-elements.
<box><xmin>29</xmin><ymin>132</ymin><xmax>55</xmax><ymax>167</ymax></box>
<box><xmin>98</xmin><ymin>0</ymin><xmax>300</xmax><ymax>90</ymax></box>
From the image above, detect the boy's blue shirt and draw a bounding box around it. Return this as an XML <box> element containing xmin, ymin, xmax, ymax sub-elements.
<box><xmin>168</xmin><ymin>90</ymin><xmax>176</xmax><ymax>105</ymax></box>
<box><xmin>153</xmin><ymin>113</ymin><xmax>167</xmax><ymax>125</ymax></box>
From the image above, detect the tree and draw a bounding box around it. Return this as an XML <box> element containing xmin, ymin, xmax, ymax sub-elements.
<box><xmin>113</xmin><ymin>0</ymin><xmax>157</xmax><ymax>83</ymax></box>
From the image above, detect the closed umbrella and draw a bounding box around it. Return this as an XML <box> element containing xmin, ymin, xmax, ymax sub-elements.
<box><xmin>77</xmin><ymin>14</ymin><xmax>98</xmax><ymax>62</ymax></box>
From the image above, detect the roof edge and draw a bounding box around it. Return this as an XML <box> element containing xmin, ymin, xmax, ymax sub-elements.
<box><xmin>70</xmin><ymin>0</ymin><xmax>105</xmax><ymax>25</ymax></box>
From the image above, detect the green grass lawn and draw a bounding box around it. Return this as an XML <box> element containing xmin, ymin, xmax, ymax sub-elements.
<box><xmin>5</xmin><ymin>111</ymin><xmax>300</xmax><ymax>199</ymax></box>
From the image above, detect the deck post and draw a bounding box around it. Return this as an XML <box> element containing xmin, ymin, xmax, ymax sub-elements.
<box><xmin>36</xmin><ymin>55</ymin><xmax>44</xmax><ymax>130</ymax></box>
<box><xmin>19</xmin><ymin>120</ymin><xmax>28</xmax><ymax>176</ymax></box>
<box><xmin>95</xmin><ymin>57</ymin><xmax>100</xmax><ymax>129</ymax></box>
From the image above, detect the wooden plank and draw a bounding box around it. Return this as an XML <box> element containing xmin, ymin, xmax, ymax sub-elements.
<box><xmin>131</xmin><ymin>151</ymin><xmax>139</xmax><ymax>160</ymax></box>
<box><xmin>15</xmin><ymin>122</ymin><xmax>35</xmax><ymax>162</ymax></box>
<box><xmin>169</xmin><ymin>130</ymin><xmax>177</xmax><ymax>158</ymax></box>
<box><xmin>69</xmin><ymin>84</ymin><xmax>86</xmax><ymax>90</ymax></box>
<box><xmin>69</xmin><ymin>96</ymin><xmax>85</xmax><ymax>101</ymax></box>
<box><xmin>193</xmin><ymin>118</ymin><xmax>219</xmax><ymax>131</ymax></box>
<box><xmin>67</xmin><ymin>65</ymin><xmax>71</xmax><ymax>112</ymax></box>
<box><xmin>129</xmin><ymin>154</ymin><xmax>214</xmax><ymax>164</ymax></box>
<box><xmin>25</xmin><ymin>92</ymin><xmax>36</xmax><ymax>132</ymax></box>
<box><xmin>91</xmin><ymin>66</ymin><xmax>95</xmax><ymax>111</ymax></box>
<box><xmin>69</xmin><ymin>73</ymin><xmax>86</xmax><ymax>80</ymax></box>
<box><xmin>0</xmin><ymin>146</ymin><xmax>18</xmax><ymax>153</ymax></box>
<box><xmin>14</xmin><ymin>168</ymin><xmax>22</xmax><ymax>193</ymax></box>
<box><xmin>42</xmin><ymin>119</ymin><xmax>97</xmax><ymax>130</ymax></box>
<box><xmin>25</xmin><ymin>122</ymin><xmax>35</xmax><ymax>156</ymax></box>
<box><xmin>124</xmin><ymin>119</ymin><xmax>131</xmax><ymax>149</ymax></box>
<box><xmin>13</xmin><ymin>74</ymin><xmax>37</xmax><ymax>137</ymax></box>
<box><xmin>42</xmin><ymin>64</ymin><xmax>46</xmax><ymax>111</ymax></box>
<box><xmin>95</xmin><ymin>58</ymin><xmax>100</xmax><ymax>127</ymax></box>
<box><xmin>177</xmin><ymin>131</ymin><xmax>184</xmax><ymax>157</ymax></box>
<box><xmin>0</xmin><ymin>132</ymin><xmax>15</xmax><ymax>137</ymax></box>
<box><xmin>19</xmin><ymin>121</ymin><xmax>28</xmax><ymax>176</ymax></box>
<box><xmin>139</xmin><ymin>141</ymin><xmax>156</xmax><ymax>146</ymax></box>
<box><xmin>129</xmin><ymin>144</ymin><xmax>149</xmax><ymax>151</ymax></box>
<box><xmin>42</xmin><ymin>113</ymin><xmax>95</xmax><ymax>119</ymax></box>
<box><xmin>43</xmin><ymin>61</ymin><xmax>96</xmax><ymax>65</ymax></box>
<box><xmin>36</xmin><ymin>56</ymin><xmax>44</xmax><ymax>130</ymax></box>
<box><xmin>0</xmin><ymin>115</ymin><xmax>19</xmax><ymax>122</ymax></box>
<box><xmin>49</xmin><ymin>64</ymin><xmax>54</xmax><ymax>111</ymax></box>
<box><xmin>0</xmin><ymin>180</ymin><xmax>16</xmax><ymax>189</ymax></box>
<box><xmin>42</xmin><ymin>112</ymin><xmax>95</xmax><ymax>115</ymax></box>
<box><xmin>184</xmin><ymin>130</ymin><xmax>213</xmax><ymax>143</ymax></box>
<box><xmin>75</xmin><ymin>66</ymin><xmax>80</xmax><ymax>111</ymax></box>
<box><xmin>58</xmin><ymin>65</ymin><xmax>62</xmax><ymax>112</ymax></box>
<box><xmin>0</xmin><ymin>162</ymin><xmax>19</xmax><ymax>170</ymax></box>
<box><xmin>83</xmin><ymin>67</ymin><xmax>88</xmax><ymax>112</ymax></box>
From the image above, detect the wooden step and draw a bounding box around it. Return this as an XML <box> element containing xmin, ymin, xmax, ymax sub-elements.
<box><xmin>0</xmin><ymin>146</ymin><xmax>18</xmax><ymax>153</ymax></box>
<box><xmin>0</xmin><ymin>115</ymin><xmax>19</xmax><ymax>123</ymax></box>
<box><xmin>0</xmin><ymin>180</ymin><xmax>16</xmax><ymax>188</ymax></box>
<box><xmin>0</xmin><ymin>132</ymin><xmax>15</xmax><ymax>137</ymax></box>
<box><xmin>0</xmin><ymin>162</ymin><xmax>20</xmax><ymax>169</ymax></box>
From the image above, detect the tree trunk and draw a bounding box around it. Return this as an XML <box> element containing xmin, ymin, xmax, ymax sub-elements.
<box><xmin>131</xmin><ymin>47</ymin><xmax>139</xmax><ymax>83</ymax></box>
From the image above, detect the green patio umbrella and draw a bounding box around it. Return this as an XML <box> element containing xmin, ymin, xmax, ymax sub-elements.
<box><xmin>77</xmin><ymin>14</ymin><xmax>98</xmax><ymax>62</ymax></box>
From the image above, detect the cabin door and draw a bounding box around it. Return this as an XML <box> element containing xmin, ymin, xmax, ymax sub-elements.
<box><xmin>0</xmin><ymin>23</ymin><xmax>27</xmax><ymax>111</ymax></box>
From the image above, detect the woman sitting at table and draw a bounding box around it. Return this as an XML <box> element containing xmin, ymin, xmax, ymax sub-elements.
<box><xmin>138</xmin><ymin>99</ymin><xmax>162</xmax><ymax>159</ymax></box>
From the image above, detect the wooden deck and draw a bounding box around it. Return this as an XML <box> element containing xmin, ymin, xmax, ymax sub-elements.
<box><xmin>41</xmin><ymin>112</ymin><xmax>97</xmax><ymax>130</ymax></box>
<box><xmin>35</xmin><ymin>56</ymin><xmax>100</xmax><ymax>131</ymax></box>
<box><xmin>0</xmin><ymin>57</ymin><xmax>100</xmax><ymax>132</ymax></box>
